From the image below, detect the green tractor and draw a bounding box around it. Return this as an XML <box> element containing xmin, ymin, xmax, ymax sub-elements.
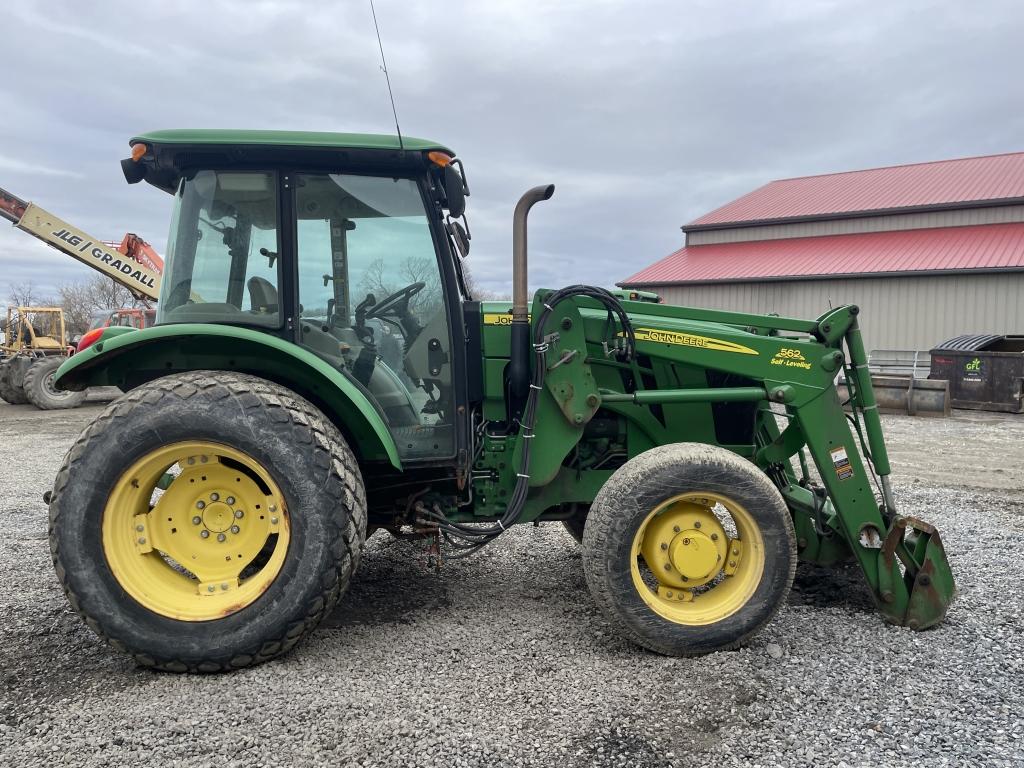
<box><xmin>48</xmin><ymin>130</ymin><xmax>954</xmax><ymax>672</ymax></box>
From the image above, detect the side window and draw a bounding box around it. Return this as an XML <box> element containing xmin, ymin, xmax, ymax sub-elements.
<box><xmin>295</xmin><ymin>174</ymin><xmax>453</xmax><ymax>460</ymax></box>
<box><xmin>158</xmin><ymin>171</ymin><xmax>280</xmax><ymax>326</ymax></box>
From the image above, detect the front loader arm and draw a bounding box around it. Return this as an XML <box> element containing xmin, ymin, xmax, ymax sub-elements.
<box><xmin>781</xmin><ymin>388</ymin><xmax>953</xmax><ymax>628</ymax></box>
<box><xmin>547</xmin><ymin>295</ymin><xmax>954</xmax><ymax>630</ymax></box>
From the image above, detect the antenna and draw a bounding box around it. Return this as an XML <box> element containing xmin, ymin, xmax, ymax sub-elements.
<box><xmin>369</xmin><ymin>0</ymin><xmax>404</xmax><ymax>152</ymax></box>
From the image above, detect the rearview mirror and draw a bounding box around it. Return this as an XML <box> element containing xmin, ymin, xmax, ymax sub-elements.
<box><xmin>448</xmin><ymin>219</ymin><xmax>471</xmax><ymax>258</ymax></box>
<box><xmin>444</xmin><ymin>164</ymin><xmax>466</xmax><ymax>218</ymax></box>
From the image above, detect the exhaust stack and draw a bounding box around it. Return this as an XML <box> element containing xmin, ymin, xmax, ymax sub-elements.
<box><xmin>509</xmin><ymin>184</ymin><xmax>555</xmax><ymax>399</ymax></box>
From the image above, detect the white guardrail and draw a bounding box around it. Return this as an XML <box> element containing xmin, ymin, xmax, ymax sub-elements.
<box><xmin>867</xmin><ymin>349</ymin><xmax>932</xmax><ymax>379</ymax></box>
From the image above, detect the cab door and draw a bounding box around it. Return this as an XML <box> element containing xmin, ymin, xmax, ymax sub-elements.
<box><xmin>291</xmin><ymin>172</ymin><xmax>459</xmax><ymax>462</ymax></box>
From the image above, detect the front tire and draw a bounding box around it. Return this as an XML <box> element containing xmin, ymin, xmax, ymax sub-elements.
<box><xmin>582</xmin><ymin>443</ymin><xmax>796</xmax><ymax>655</ymax></box>
<box><xmin>24</xmin><ymin>357</ymin><xmax>86</xmax><ymax>409</ymax></box>
<box><xmin>49</xmin><ymin>371</ymin><xmax>367</xmax><ymax>672</ymax></box>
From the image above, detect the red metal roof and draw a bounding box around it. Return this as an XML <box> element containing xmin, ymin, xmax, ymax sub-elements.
<box><xmin>621</xmin><ymin>222</ymin><xmax>1024</xmax><ymax>286</ymax></box>
<box><xmin>687</xmin><ymin>152</ymin><xmax>1024</xmax><ymax>229</ymax></box>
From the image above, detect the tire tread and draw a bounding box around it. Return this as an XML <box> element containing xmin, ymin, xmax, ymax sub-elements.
<box><xmin>48</xmin><ymin>371</ymin><xmax>366</xmax><ymax>672</ymax></box>
<box><xmin>581</xmin><ymin>443</ymin><xmax>797</xmax><ymax>656</ymax></box>
<box><xmin>24</xmin><ymin>357</ymin><xmax>85</xmax><ymax>410</ymax></box>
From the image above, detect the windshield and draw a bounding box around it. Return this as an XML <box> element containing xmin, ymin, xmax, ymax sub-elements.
<box><xmin>158</xmin><ymin>170</ymin><xmax>280</xmax><ymax>327</ymax></box>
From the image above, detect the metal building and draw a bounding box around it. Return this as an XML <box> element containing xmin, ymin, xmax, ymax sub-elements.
<box><xmin>620</xmin><ymin>152</ymin><xmax>1024</xmax><ymax>353</ymax></box>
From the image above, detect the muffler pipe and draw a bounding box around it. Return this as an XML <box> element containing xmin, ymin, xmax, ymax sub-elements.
<box><xmin>509</xmin><ymin>184</ymin><xmax>555</xmax><ymax>399</ymax></box>
<box><xmin>512</xmin><ymin>184</ymin><xmax>555</xmax><ymax>321</ymax></box>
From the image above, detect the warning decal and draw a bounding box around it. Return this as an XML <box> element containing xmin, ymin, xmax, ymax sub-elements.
<box><xmin>830</xmin><ymin>446</ymin><xmax>854</xmax><ymax>480</ymax></box>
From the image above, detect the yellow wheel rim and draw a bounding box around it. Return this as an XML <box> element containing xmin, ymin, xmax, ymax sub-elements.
<box><xmin>101</xmin><ymin>441</ymin><xmax>290</xmax><ymax>621</ymax></box>
<box><xmin>630</xmin><ymin>492</ymin><xmax>765</xmax><ymax>625</ymax></box>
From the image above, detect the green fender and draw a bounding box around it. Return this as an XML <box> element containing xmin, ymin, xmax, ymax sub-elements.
<box><xmin>55</xmin><ymin>324</ymin><xmax>401</xmax><ymax>468</ymax></box>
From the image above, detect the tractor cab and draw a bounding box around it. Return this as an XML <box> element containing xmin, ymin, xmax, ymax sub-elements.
<box><xmin>127</xmin><ymin>130</ymin><xmax>471</xmax><ymax>461</ymax></box>
<box><xmin>3</xmin><ymin>306</ymin><xmax>67</xmax><ymax>354</ymax></box>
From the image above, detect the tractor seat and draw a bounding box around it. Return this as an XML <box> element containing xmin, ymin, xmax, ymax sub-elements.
<box><xmin>247</xmin><ymin>277</ymin><xmax>279</xmax><ymax>314</ymax></box>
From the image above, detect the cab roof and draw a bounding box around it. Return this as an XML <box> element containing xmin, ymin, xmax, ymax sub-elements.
<box><xmin>130</xmin><ymin>129</ymin><xmax>453</xmax><ymax>155</ymax></box>
<box><xmin>126</xmin><ymin>129</ymin><xmax>457</xmax><ymax>193</ymax></box>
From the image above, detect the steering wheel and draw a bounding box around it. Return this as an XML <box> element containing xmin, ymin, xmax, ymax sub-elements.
<box><xmin>366</xmin><ymin>282</ymin><xmax>425</xmax><ymax>319</ymax></box>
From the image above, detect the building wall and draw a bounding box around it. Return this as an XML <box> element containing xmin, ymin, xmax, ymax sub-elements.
<box><xmin>642</xmin><ymin>272</ymin><xmax>1024</xmax><ymax>352</ymax></box>
<box><xmin>685</xmin><ymin>204</ymin><xmax>1024</xmax><ymax>245</ymax></box>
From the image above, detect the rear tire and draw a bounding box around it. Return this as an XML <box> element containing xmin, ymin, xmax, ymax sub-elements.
<box><xmin>0</xmin><ymin>361</ymin><xmax>29</xmax><ymax>404</ymax></box>
<box><xmin>24</xmin><ymin>357</ymin><xmax>85</xmax><ymax>409</ymax></box>
<box><xmin>49</xmin><ymin>371</ymin><xmax>367</xmax><ymax>672</ymax></box>
<box><xmin>582</xmin><ymin>443</ymin><xmax>796</xmax><ymax>655</ymax></box>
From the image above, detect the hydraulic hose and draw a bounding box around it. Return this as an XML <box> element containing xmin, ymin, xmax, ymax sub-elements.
<box><xmin>425</xmin><ymin>285</ymin><xmax>635</xmax><ymax>556</ymax></box>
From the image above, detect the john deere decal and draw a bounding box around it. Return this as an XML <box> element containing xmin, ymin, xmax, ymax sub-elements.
<box><xmin>632</xmin><ymin>328</ymin><xmax>758</xmax><ymax>356</ymax></box>
<box><xmin>482</xmin><ymin>313</ymin><xmax>531</xmax><ymax>325</ymax></box>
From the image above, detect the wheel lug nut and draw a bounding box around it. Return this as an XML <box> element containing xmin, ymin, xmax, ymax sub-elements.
<box><xmin>226</xmin><ymin>497</ymin><xmax>235</xmax><ymax>505</ymax></box>
<box><xmin>200</xmin><ymin>530</ymin><xmax>210</xmax><ymax>539</ymax></box>
<box><xmin>269</xmin><ymin>505</ymin><xmax>277</xmax><ymax>513</ymax></box>
<box><xmin>694</xmin><ymin>521</ymin><xmax>701</xmax><ymax>529</ymax></box>
<box><xmin>663</xmin><ymin>563</ymin><xmax>672</xmax><ymax>571</ymax></box>
<box><xmin>234</xmin><ymin>510</ymin><xmax>244</xmax><ymax>519</ymax></box>
<box><xmin>711</xmin><ymin>533</ymin><xmax>719</xmax><ymax>541</ymax></box>
<box><xmin>666</xmin><ymin>591</ymin><xmax>674</xmax><ymax>598</ymax></box>
<box><xmin>196</xmin><ymin>501</ymin><xmax>205</xmax><ymax>510</ymax></box>
<box><xmin>137</xmin><ymin>537</ymin><xmax>146</xmax><ymax>545</ymax></box>
<box><xmin>200</xmin><ymin>456</ymin><xmax>208</xmax><ymax>463</ymax></box>
<box><xmin>135</xmin><ymin>524</ymin><xmax>144</xmax><ymax>532</ymax></box>
<box><xmin>210</xmin><ymin>493</ymin><xmax>220</xmax><ymax>502</ymax></box>
<box><xmin>732</xmin><ymin>547</ymin><xmax>739</xmax><ymax>556</ymax></box>
<box><xmin>192</xmin><ymin>516</ymin><xmax>202</xmax><ymax>525</ymax></box>
<box><xmin>673</xmin><ymin>525</ymin><xmax>681</xmax><ymax>533</ymax></box>
<box><xmin>221</xmin><ymin>583</ymin><xmax>229</xmax><ymax>591</ymax></box>
<box><xmin>660</xmin><ymin>543</ymin><xmax>668</xmax><ymax>551</ymax></box>
<box><xmin>187</xmin><ymin>457</ymin><xmax>195</xmax><ymax>465</ymax></box>
<box><xmin>217</xmin><ymin>533</ymin><xmax>226</xmax><ymax>542</ymax></box>
<box><xmin>231</xmin><ymin>525</ymin><xmax>240</xmax><ymax>534</ymax></box>
<box><xmin>729</xmin><ymin>560</ymin><xmax>736</xmax><ymax>567</ymax></box>
<box><xmin>207</xmin><ymin>585</ymin><xmax>215</xmax><ymax>593</ymax></box>
<box><xmin>271</xmin><ymin>517</ymin><xmax>279</xmax><ymax>525</ymax></box>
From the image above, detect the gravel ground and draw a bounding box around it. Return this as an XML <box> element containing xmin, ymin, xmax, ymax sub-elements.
<box><xmin>1</xmin><ymin>401</ymin><xmax>1021</xmax><ymax>767</ymax></box>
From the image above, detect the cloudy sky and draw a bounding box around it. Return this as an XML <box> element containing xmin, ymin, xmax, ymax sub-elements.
<box><xmin>2</xmin><ymin>0</ymin><xmax>1023</xmax><ymax>299</ymax></box>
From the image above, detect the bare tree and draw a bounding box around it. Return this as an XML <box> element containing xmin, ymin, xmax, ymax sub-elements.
<box><xmin>359</xmin><ymin>256</ymin><xmax>443</xmax><ymax>318</ymax></box>
<box><xmin>360</xmin><ymin>256</ymin><xmax>508</xmax><ymax>305</ymax></box>
<box><xmin>58</xmin><ymin>275</ymin><xmax>147</xmax><ymax>336</ymax></box>
<box><xmin>461</xmin><ymin>263</ymin><xmax>508</xmax><ymax>301</ymax></box>
<box><xmin>6</xmin><ymin>280</ymin><xmax>53</xmax><ymax>308</ymax></box>
<box><xmin>4</xmin><ymin>281</ymin><xmax>58</xmax><ymax>344</ymax></box>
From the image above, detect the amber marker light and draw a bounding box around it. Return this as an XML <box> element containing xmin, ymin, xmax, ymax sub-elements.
<box><xmin>130</xmin><ymin>143</ymin><xmax>148</xmax><ymax>162</ymax></box>
<box><xmin>427</xmin><ymin>151</ymin><xmax>453</xmax><ymax>167</ymax></box>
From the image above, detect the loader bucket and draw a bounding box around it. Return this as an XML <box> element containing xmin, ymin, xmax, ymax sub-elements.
<box><xmin>842</xmin><ymin>375</ymin><xmax>951</xmax><ymax>417</ymax></box>
<box><xmin>877</xmin><ymin>516</ymin><xmax>955</xmax><ymax>629</ymax></box>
